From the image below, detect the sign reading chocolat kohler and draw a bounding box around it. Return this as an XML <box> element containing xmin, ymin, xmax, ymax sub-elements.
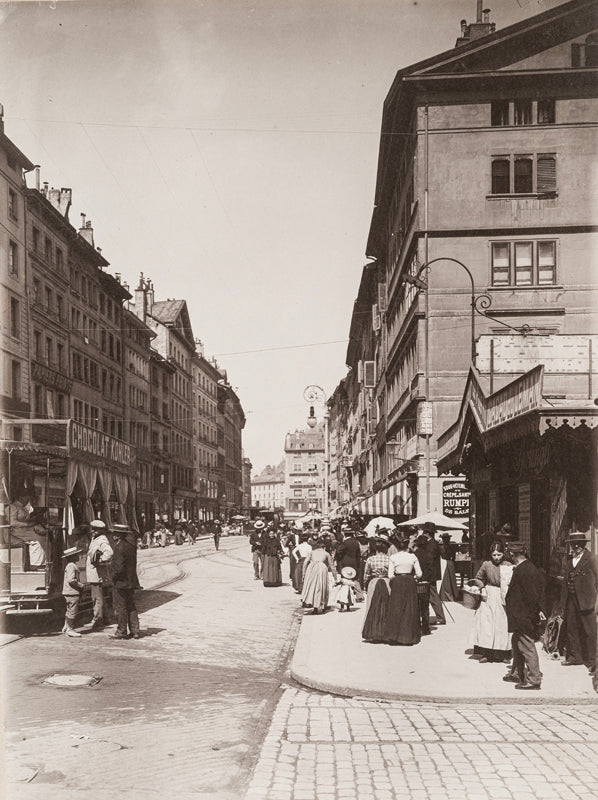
<box><xmin>69</xmin><ymin>421</ymin><xmax>133</xmax><ymax>468</ymax></box>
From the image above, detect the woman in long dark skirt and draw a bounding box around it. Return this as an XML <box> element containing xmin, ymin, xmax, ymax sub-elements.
<box><xmin>362</xmin><ymin>537</ymin><xmax>391</xmax><ymax>642</ymax></box>
<box><xmin>383</xmin><ymin>537</ymin><xmax>422</xmax><ymax>645</ymax></box>
<box><xmin>262</xmin><ymin>529</ymin><xmax>284</xmax><ymax>587</ymax></box>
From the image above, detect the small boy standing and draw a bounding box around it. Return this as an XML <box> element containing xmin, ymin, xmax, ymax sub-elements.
<box><xmin>62</xmin><ymin>546</ymin><xmax>84</xmax><ymax>638</ymax></box>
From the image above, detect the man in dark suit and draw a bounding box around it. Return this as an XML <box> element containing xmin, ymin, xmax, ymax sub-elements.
<box><xmin>414</xmin><ymin>523</ymin><xmax>446</xmax><ymax>629</ymax></box>
<box><xmin>335</xmin><ymin>528</ymin><xmax>363</xmax><ymax>600</ymax></box>
<box><xmin>504</xmin><ymin>541</ymin><xmax>543</xmax><ymax>690</ymax></box>
<box><xmin>560</xmin><ymin>529</ymin><xmax>598</xmax><ymax>670</ymax></box>
<box><xmin>109</xmin><ymin>526</ymin><xmax>140</xmax><ymax>640</ymax></box>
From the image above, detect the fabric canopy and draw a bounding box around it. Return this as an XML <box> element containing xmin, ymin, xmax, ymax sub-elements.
<box><xmin>354</xmin><ymin>479</ymin><xmax>412</xmax><ymax>517</ymax></box>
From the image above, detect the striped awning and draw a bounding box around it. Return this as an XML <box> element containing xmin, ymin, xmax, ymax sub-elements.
<box><xmin>354</xmin><ymin>479</ymin><xmax>412</xmax><ymax>517</ymax></box>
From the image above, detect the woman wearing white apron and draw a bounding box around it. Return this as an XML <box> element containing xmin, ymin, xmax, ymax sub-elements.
<box><xmin>471</xmin><ymin>541</ymin><xmax>513</xmax><ymax>663</ymax></box>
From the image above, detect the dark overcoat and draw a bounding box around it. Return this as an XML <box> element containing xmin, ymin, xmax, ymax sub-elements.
<box><xmin>505</xmin><ymin>558</ymin><xmax>541</xmax><ymax>637</ymax></box>
<box><xmin>560</xmin><ymin>548</ymin><xmax>598</xmax><ymax>612</ymax></box>
<box><xmin>335</xmin><ymin>536</ymin><xmax>361</xmax><ymax>571</ymax></box>
<box><xmin>110</xmin><ymin>537</ymin><xmax>139</xmax><ymax>590</ymax></box>
<box><xmin>414</xmin><ymin>539</ymin><xmax>442</xmax><ymax>582</ymax></box>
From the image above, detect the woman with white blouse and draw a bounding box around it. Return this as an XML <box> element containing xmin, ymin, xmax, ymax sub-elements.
<box><xmin>383</xmin><ymin>538</ymin><xmax>423</xmax><ymax>645</ymax></box>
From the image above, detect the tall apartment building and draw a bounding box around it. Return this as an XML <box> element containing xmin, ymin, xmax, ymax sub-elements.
<box><xmin>129</xmin><ymin>277</ymin><xmax>195</xmax><ymax>522</ymax></box>
<box><xmin>217</xmin><ymin>377</ymin><xmax>246</xmax><ymax>519</ymax></box>
<box><xmin>1</xmin><ymin>108</ymin><xmax>33</xmax><ymax>424</ymax></box>
<box><xmin>1</xmin><ymin>114</ymin><xmax>136</xmax><ymax>530</ymax></box>
<box><xmin>284</xmin><ymin>428</ymin><xmax>325</xmax><ymax>514</ymax></box>
<box><xmin>330</xmin><ymin>0</ymin><xmax>598</xmax><ymax>526</ymax></box>
<box><xmin>191</xmin><ymin>341</ymin><xmax>220</xmax><ymax>521</ymax></box>
<box><xmin>122</xmin><ymin>304</ymin><xmax>155</xmax><ymax>522</ymax></box>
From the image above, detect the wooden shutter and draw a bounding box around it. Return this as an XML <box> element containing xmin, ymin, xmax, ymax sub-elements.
<box><xmin>537</xmin><ymin>156</ymin><xmax>556</xmax><ymax>193</ymax></box>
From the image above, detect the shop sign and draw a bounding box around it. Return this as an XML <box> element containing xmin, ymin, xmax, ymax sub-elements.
<box><xmin>486</xmin><ymin>366</ymin><xmax>543</xmax><ymax>430</ymax></box>
<box><xmin>32</xmin><ymin>362</ymin><xmax>72</xmax><ymax>393</ymax></box>
<box><xmin>442</xmin><ymin>480</ymin><xmax>470</xmax><ymax>518</ymax></box>
<box><xmin>70</xmin><ymin>421</ymin><xmax>133</xmax><ymax>467</ymax></box>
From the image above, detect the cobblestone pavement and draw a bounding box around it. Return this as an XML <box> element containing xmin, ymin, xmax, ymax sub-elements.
<box><xmin>245</xmin><ymin>688</ymin><xmax>598</xmax><ymax>800</ymax></box>
<box><xmin>2</xmin><ymin>537</ymin><xmax>300</xmax><ymax>800</ymax></box>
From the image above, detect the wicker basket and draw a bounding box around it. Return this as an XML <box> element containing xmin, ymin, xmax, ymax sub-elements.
<box><xmin>462</xmin><ymin>579</ymin><xmax>484</xmax><ymax>610</ymax></box>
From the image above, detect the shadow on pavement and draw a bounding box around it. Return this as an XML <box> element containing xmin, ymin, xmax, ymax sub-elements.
<box><xmin>136</xmin><ymin>588</ymin><xmax>180</xmax><ymax>613</ymax></box>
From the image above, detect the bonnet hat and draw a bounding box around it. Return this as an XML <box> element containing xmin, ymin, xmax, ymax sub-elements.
<box><xmin>341</xmin><ymin>566</ymin><xmax>356</xmax><ymax>580</ymax></box>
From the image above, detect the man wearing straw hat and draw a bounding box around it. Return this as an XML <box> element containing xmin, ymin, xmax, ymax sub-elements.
<box><xmin>560</xmin><ymin>528</ymin><xmax>598</xmax><ymax>671</ymax></box>
<box><xmin>62</xmin><ymin>546</ymin><xmax>85</xmax><ymax>638</ymax></box>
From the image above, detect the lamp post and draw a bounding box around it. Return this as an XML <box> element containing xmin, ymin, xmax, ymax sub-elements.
<box><xmin>304</xmin><ymin>385</ymin><xmax>329</xmax><ymax>516</ymax></box>
<box><xmin>401</xmin><ymin>256</ymin><xmax>529</xmax><ymax>511</ymax></box>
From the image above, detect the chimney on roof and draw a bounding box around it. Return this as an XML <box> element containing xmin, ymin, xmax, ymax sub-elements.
<box><xmin>78</xmin><ymin>215</ymin><xmax>94</xmax><ymax>246</ymax></box>
<box><xmin>455</xmin><ymin>2</ymin><xmax>494</xmax><ymax>47</ymax></box>
<box><xmin>48</xmin><ymin>187</ymin><xmax>72</xmax><ymax>218</ymax></box>
<box><xmin>134</xmin><ymin>272</ymin><xmax>147</xmax><ymax>322</ymax></box>
<box><xmin>147</xmin><ymin>280</ymin><xmax>154</xmax><ymax>310</ymax></box>
<box><xmin>0</xmin><ymin>103</ymin><xmax>4</xmax><ymax>134</ymax></box>
<box><xmin>34</xmin><ymin>166</ymin><xmax>40</xmax><ymax>191</ymax></box>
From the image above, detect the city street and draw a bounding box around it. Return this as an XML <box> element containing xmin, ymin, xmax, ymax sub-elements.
<box><xmin>2</xmin><ymin>536</ymin><xmax>300</xmax><ymax>800</ymax></box>
<box><xmin>3</xmin><ymin>538</ymin><xmax>598</xmax><ymax>800</ymax></box>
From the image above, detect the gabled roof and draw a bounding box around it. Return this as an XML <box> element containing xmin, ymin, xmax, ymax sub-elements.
<box><xmin>150</xmin><ymin>299</ymin><xmax>195</xmax><ymax>350</ymax></box>
<box><xmin>390</xmin><ymin>0</ymin><xmax>597</xmax><ymax>80</ymax></box>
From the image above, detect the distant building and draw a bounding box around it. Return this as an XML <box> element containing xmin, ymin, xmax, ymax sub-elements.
<box><xmin>191</xmin><ymin>341</ymin><xmax>220</xmax><ymax>522</ymax></box>
<box><xmin>251</xmin><ymin>460</ymin><xmax>285</xmax><ymax>511</ymax></box>
<box><xmin>284</xmin><ymin>428</ymin><xmax>325</xmax><ymax>513</ymax></box>
<box><xmin>241</xmin><ymin>454</ymin><xmax>252</xmax><ymax>515</ymax></box>
<box><xmin>217</xmin><ymin>375</ymin><xmax>246</xmax><ymax>521</ymax></box>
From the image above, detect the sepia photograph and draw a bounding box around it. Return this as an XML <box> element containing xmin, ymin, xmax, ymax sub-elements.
<box><xmin>0</xmin><ymin>0</ymin><xmax>597</xmax><ymax>798</ymax></box>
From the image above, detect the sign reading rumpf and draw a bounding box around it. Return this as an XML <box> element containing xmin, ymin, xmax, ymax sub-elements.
<box><xmin>70</xmin><ymin>421</ymin><xmax>133</xmax><ymax>467</ymax></box>
<box><xmin>442</xmin><ymin>480</ymin><xmax>470</xmax><ymax>518</ymax></box>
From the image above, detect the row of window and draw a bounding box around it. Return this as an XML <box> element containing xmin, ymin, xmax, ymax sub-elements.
<box><xmin>490</xmin><ymin>98</ymin><xmax>555</xmax><ymax>127</ymax></box>
<box><xmin>490</xmin><ymin>153</ymin><xmax>556</xmax><ymax>195</ymax></box>
<box><xmin>491</xmin><ymin>239</ymin><xmax>556</xmax><ymax>287</ymax></box>
<box><xmin>31</xmin><ymin>226</ymin><xmax>64</xmax><ymax>271</ymax></box>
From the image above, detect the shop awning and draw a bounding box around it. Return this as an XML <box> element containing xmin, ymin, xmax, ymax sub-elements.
<box><xmin>353</xmin><ymin>479</ymin><xmax>412</xmax><ymax>517</ymax></box>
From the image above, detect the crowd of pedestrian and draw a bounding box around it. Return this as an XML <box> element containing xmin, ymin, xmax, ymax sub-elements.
<box><xmin>246</xmin><ymin>514</ymin><xmax>598</xmax><ymax>695</ymax></box>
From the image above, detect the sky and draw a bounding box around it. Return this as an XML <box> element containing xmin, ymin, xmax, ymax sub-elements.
<box><xmin>0</xmin><ymin>0</ymin><xmax>565</xmax><ymax>472</ymax></box>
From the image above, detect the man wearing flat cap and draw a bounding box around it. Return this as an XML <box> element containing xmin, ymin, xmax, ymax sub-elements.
<box><xmin>560</xmin><ymin>528</ymin><xmax>598</xmax><ymax>670</ymax></box>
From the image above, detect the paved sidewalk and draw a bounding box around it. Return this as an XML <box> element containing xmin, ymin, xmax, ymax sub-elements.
<box><xmin>290</xmin><ymin>600</ymin><xmax>598</xmax><ymax>704</ymax></box>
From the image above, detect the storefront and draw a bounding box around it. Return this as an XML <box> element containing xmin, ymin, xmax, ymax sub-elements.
<box><xmin>437</xmin><ymin>366</ymin><xmax>598</xmax><ymax>608</ymax></box>
<box><xmin>0</xmin><ymin>419</ymin><xmax>136</xmax><ymax>613</ymax></box>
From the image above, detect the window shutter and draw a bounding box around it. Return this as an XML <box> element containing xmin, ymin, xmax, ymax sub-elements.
<box><xmin>377</xmin><ymin>282</ymin><xmax>387</xmax><ymax>312</ymax></box>
<box><xmin>491</xmin><ymin>159</ymin><xmax>510</xmax><ymax>194</ymax></box>
<box><xmin>364</xmin><ymin>360</ymin><xmax>376</xmax><ymax>388</ymax></box>
<box><xmin>537</xmin><ymin>156</ymin><xmax>556</xmax><ymax>192</ymax></box>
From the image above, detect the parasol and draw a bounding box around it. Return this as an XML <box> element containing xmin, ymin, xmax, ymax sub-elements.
<box><xmin>364</xmin><ymin>516</ymin><xmax>395</xmax><ymax>537</ymax></box>
<box><xmin>395</xmin><ymin>511</ymin><xmax>468</xmax><ymax>531</ymax></box>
